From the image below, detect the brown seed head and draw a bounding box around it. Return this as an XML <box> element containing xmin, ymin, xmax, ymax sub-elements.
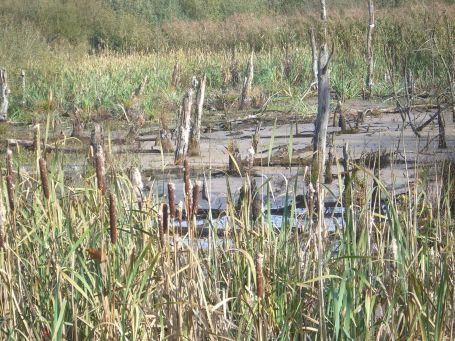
<box><xmin>39</xmin><ymin>158</ymin><xmax>50</xmax><ymax>200</ymax></box>
<box><xmin>6</xmin><ymin>175</ymin><xmax>14</xmax><ymax>211</ymax></box>
<box><xmin>162</xmin><ymin>203</ymin><xmax>169</xmax><ymax>234</ymax></box>
<box><xmin>256</xmin><ymin>252</ymin><xmax>264</xmax><ymax>299</ymax></box>
<box><xmin>167</xmin><ymin>183</ymin><xmax>175</xmax><ymax>218</ymax></box>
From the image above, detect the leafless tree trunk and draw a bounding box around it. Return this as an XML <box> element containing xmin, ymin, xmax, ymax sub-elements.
<box><xmin>0</xmin><ymin>69</ymin><xmax>9</xmax><ymax>121</ymax></box>
<box><xmin>239</xmin><ymin>51</ymin><xmax>254</xmax><ymax>110</ymax></box>
<box><xmin>309</xmin><ymin>28</ymin><xmax>318</xmax><ymax>90</ymax></box>
<box><xmin>312</xmin><ymin>44</ymin><xmax>331</xmax><ymax>184</ymax></box>
<box><xmin>365</xmin><ymin>0</ymin><xmax>375</xmax><ymax>99</ymax></box>
<box><xmin>320</xmin><ymin>0</ymin><xmax>327</xmax><ymax>37</ymax></box>
<box><xmin>175</xmin><ymin>89</ymin><xmax>193</xmax><ymax>164</ymax></box>
<box><xmin>189</xmin><ymin>74</ymin><xmax>206</xmax><ymax>155</ymax></box>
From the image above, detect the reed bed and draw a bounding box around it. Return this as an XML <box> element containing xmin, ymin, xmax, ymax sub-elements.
<box><xmin>0</xmin><ymin>143</ymin><xmax>453</xmax><ymax>340</ymax></box>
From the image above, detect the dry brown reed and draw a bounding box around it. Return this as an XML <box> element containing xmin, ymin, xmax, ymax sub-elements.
<box><xmin>6</xmin><ymin>175</ymin><xmax>14</xmax><ymax>211</ymax></box>
<box><xmin>109</xmin><ymin>192</ymin><xmax>117</xmax><ymax>245</ymax></box>
<box><xmin>192</xmin><ymin>182</ymin><xmax>200</xmax><ymax>219</ymax></box>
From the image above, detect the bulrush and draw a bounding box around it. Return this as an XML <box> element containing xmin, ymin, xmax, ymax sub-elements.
<box><xmin>177</xmin><ymin>201</ymin><xmax>183</xmax><ymax>230</ymax></box>
<box><xmin>256</xmin><ymin>252</ymin><xmax>264</xmax><ymax>299</ymax></box>
<box><xmin>131</xmin><ymin>167</ymin><xmax>143</xmax><ymax>207</ymax></box>
<box><xmin>192</xmin><ymin>181</ymin><xmax>200</xmax><ymax>219</ymax></box>
<box><xmin>162</xmin><ymin>203</ymin><xmax>169</xmax><ymax>234</ymax></box>
<box><xmin>109</xmin><ymin>192</ymin><xmax>117</xmax><ymax>245</ymax></box>
<box><xmin>183</xmin><ymin>159</ymin><xmax>191</xmax><ymax>199</ymax></box>
<box><xmin>6</xmin><ymin>175</ymin><xmax>14</xmax><ymax>211</ymax></box>
<box><xmin>39</xmin><ymin>158</ymin><xmax>50</xmax><ymax>200</ymax></box>
<box><xmin>6</xmin><ymin>148</ymin><xmax>13</xmax><ymax>178</ymax></box>
<box><xmin>33</xmin><ymin>124</ymin><xmax>41</xmax><ymax>154</ymax></box>
<box><xmin>167</xmin><ymin>183</ymin><xmax>175</xmax><ymax>218</ymax></box>
<box><xmin>95</xmin><ymin>146</ymin><xmax>106</xmax><ymax>195</ymax></box>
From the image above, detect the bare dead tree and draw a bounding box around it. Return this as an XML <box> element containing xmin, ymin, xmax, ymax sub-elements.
<box><xmin>309</xmin><ymin>28</ymin><xmax>319</xmax><ymax>90</ymax></box>
<box><xmin>0</xmin><ymin>69</ymin><xmax>9</xmax><ymax>121</ymax></box>
<box><xmin>239</xmin><ymin>51</ymin><xmax>254</xmax><ymax>110</ymax></box>
<box><xmin>175</xmin><ymin>89</ymin><xmax>193</xmax><ymax>164</ymax></box>
<box><xmin>365</xmin><ymin>0</ymin><xmax>375</xmax><ymax>99</ymax></box>
<box><xmin>312</xmin><ymin>44</ymin><xmax>332</xmax><ymax>185</ymax></box>
<box><xmin>189</xmin><ymin>74</ymin><xmax>206</xmax><ymax>155</ymax></box>
<box><xmin>320</xmin><ymin>0</ymin><xmax>327</xmax><ymax>37</ymax></box>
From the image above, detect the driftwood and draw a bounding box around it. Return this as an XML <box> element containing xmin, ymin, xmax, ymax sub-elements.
<box><xmin>175</xmin><ymin>89</ymin><xmax>193</xmax><ymax>164</ymax></box>
<box><xmin>0</xmin><ymin>69</ymin><xmax>9</xmax><ymax>121</ymax></box>
<box><xmin>239</xmin><ymin>52</ymin><xmax>254</xmax><ymax>110</ymax></box>
<box><xmin>365</xmin><ymin>0</ymin><xmax>375</xmax><ymax>99</ymax></box>
<box><xmin>189</xmin><ymin>74</ymin><xmax>206</xmax><ymax>155</ymax></box>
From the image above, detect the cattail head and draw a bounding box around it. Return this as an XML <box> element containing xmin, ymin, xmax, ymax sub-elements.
<box><xmin>6</xmin><ymin>174</ymin><xmax>14</xmax><ymax>212</ymax></box>
<box><xmin>167</xmin><ymin>183</ymin><xmax>175</xmax><ymax>218</ymax></box>
<box><xmin>95</xmin><ymin>146</ymin><xmax>106</xmax><ymax>195</ymax></box>
<box><xmin>39</xmin><ymin>158</ymin><xmax>50</xmax><ymax>200</ymax></box>
<box><xmin>6</xmin><ymin>148</ymin><xmax>13</xmax><ymax>178</ymax></box>
<box><xmin>192</xmin><ymin>181</ymin><xmax>200</xmax><ymax>219</ymax></box>
<box><xmin>162</xmin><ymin>203</ymin><xmax>169</xmax><ymax>234</ymax></box>
<box><xmin>109</xmin><ymin>192</ymin><xmax>117</xmax><ymax>245</ymax></box>
<box><xmin>33</xmin><ymin>124</ymin><xmax>41</xmax><ymax>154</ymax></box>
<box><xmin>256</xmin><ymin>253</ymin><xmax>264</xmax><ymax>299</ymax></box>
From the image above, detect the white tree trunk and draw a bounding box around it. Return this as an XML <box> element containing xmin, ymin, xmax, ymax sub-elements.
<box><xmin>0</xmin><ymin>69</ymin><xmax>9</xmax><ymax>121</ymax></box>
<box><xmin>189</xmin><ymin>74</ymin><xmax>206</xmax><ymax>155</ymax></box>
<box><xmin>366</xmin><ymin>0</ymin><xmax>375</xmax><ymax>98</ymax></box>
<box><xmin>175</xmin><ymin>89</ymin><xmax>193</xmax><ymax>164</ymax></box>
<box><xmin>312</xmin><ymin>44</ymin><xmax>331</xmax><ymax>183</ymax></box>
<box><xmin>309</xmin><ymin>28</ymin><xmax>318</xmax><ymax>90</ymax></box>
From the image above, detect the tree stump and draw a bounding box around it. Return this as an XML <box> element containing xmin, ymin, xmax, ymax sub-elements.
<box><xmin>175</xmin><ymin>89</ymin><xmax>193</xmax><ymax>164</ymax></box>
<box><xmin>0</xmin><ymin>69</ymin><xmax>9</xmax><ymax>121</ymax></box>
<box><xmin>189</xmin><ymin>74</ymin><xmax>206</xmax><ymax>155</ymax></box>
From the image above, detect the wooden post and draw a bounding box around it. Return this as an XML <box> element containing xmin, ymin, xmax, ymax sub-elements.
<box><xmin>365</xmin><ymin>0</ymin><xmax>375</xmax><ymax>99</ymax></box>
<box><xmin>189</xmin><ymin>74</ymin><xmax>206</xmax><ymax>155</ymax></box>
<box><xmin>239</xmin><ymin>51</ymin><xmax>254</xmax><ymax>110</ymax></box>
<box><xmin>175</xmin><ymin>89</ymin><xmax>193</xmax><ymax>164</ymax></box>
<box><xmin>312</xmin><ymin>44</ymin><xmax>331</xmax><ymax>186</ymax></box>
<box><xmin>0</xmin><ymin>69</ymin><xmax>9</xmax><ymax>121</ymax></box>
<box><xmin>309</xmin><ymin>28</ymin><xmax>318</xmax><ymax>90</ymax></box>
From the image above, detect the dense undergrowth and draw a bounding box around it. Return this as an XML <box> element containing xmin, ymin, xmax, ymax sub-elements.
<box><xmin>0</xmin><ymin>1</ymin><xmax>454</xmax><ymax>122</ymax></box>
<box><xmin>0</xmin><ymin>143</ymin><xmax>454</xmax><ymax>339</ymax></box>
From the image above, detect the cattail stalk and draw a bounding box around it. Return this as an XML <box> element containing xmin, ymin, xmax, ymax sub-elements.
<box><xmin>167</xmin><ymin>183</ymin><xmax>175</xmax><ymax>218</ymax></box>
<box><xmin>95</xmin><ymin>146</ymin><xmax>106</xmax><ymax>195</ymax></box>
<box><xmin>192</xmin><ymin>182</ymin><xmax>200</xmax><ymax>220</ymax></box>
<box><xmin>0</xmin><ymin>186</ymin><xmax>4</xmax><ymax>249</ymax></box>
<box><xmin>39</xmin><ymin>158</ymin><xmax>50</xmax><ymax>200</ymax></box>
<box><xmin>109</xmin><ymin>192</ymin><xmax>117</xmax><ymax>244</ymax></box>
